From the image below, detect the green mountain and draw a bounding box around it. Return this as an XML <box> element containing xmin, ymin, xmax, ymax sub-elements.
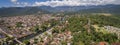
<box><xmin>0</xmin><ymin>5</ymin><xmax>120</xmax><ymax>16</ymax></box>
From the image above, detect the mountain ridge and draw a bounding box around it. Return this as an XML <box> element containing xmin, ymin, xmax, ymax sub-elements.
<box><xmin>0</xmin><ymin>4</ymin><xmax>120</xmax><ymax>16</ymax></box>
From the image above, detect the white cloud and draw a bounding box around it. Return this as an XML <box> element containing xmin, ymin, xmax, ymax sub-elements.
<box><xmin>33</xmin><ymin>0</ymin><xmax>116</xmax><ymax>7</ymax></box>
<box><xmin>11</xmin><ymin>0</ymin><xmax>17</xmax><ymax>3</ymax></box>
<box><xmin>11</xmin><ymin>0</ymin><xmax>119</xmax><ymax>7</ymax></box>
<box><xmin>15</xmin><ymin>2</ymin><xmax>30</xmax><ymax>7</ymax></box>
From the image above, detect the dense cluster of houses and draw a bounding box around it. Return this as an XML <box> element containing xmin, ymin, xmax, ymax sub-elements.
<box><xmin>28</xmin><ymin>27</ymin><xmax>72</xmax><ymax>45</ymax></box>
<box><xmin>0</xmin><ymin>15</ymin><xmax>56</xmax><ymax>38</ymax></box>
<box><xmin>104</xmin><ymin>26</ymin><xmax>120</xmax><ymax>39</ymax></box>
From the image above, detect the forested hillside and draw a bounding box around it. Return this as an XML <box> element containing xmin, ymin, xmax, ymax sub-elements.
<box><xmin>0</xmin><ymin>5</ymin><xmax>120</xmax><ymax>16</ymax></box>
<box><xmin>54</xmin><ymin>15</ymin><xmax>120</xmax><ymax>45</ymax></box>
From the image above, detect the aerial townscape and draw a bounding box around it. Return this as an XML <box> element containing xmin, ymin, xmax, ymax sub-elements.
<box><xmin>0</xmin><ymin>0</ymin><xmax>120</xmax><ymax>45</ymax></box>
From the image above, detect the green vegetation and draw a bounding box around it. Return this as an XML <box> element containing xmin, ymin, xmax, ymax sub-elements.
<box><xmin>16</xmin><ymin>22</ymin><xmax>23</xmax><ymax>27</ymax></box>
<box><xmin>30</xmin><ymin>25</ymin><xmax>41</xmax><ymax>32</ymax></box>
<box><xmin>29</xmin><ymin>19</ymin><xmax>60</xmax><ymax>33</ymax></box>
<box><xmin>23</xmin><ymin>40</ymin><xmax>30</xmax><ymax>45</ymax></box>
<box><xmin>89</xmin><ymin>15</ymin><xmax>120</xmax><ymax>27</ymax></box>
<box><xmin>1</xmin><ymin>14</ymin><xmax>120</xmax><ymax>45</ymax></box>
<box><xmin>60</xmin><ymin>15</ymin><xmax>120</xmax><ymax>45</ymax></box>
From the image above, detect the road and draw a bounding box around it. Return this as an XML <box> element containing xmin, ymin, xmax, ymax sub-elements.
<box><xmin>16</xmin><ymin>17</ymin><xmax>65</xmax><ymax>42</ymax></box>
<box><xmin>0</xmin><ymin>26</ymin><xmax>13</xmax><ymax>38</ymax></box>
<box><xmin>17</xmin><ymin>26</ymin><xmax>54</xmax><ymax>42</ymax></box>
<box><xmin>0</xmin><ymin>17</ymin><xmax>65</xmax><ymax>45</ymax></box>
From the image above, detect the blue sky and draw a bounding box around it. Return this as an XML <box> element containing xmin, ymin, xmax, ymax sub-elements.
<box><xmin>0</xmin><ymin>0</ymin><xmax>120</xmax><ymax>7</ymax></box>
<box><xmin>0</xmin><ymin>0</ymin><xmax>46</xmax><ymax>7</ymax></box>
<box><xmin>0</xmin><ymin>0</ymin><xmax>13</xmax><ymax>7</ymax></box>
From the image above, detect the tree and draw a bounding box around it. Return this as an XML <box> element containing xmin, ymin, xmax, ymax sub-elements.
<box><xmin>16</xmin><ymin>22</ymin><xmax>23</xmax><ymax>27</ymax></box>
